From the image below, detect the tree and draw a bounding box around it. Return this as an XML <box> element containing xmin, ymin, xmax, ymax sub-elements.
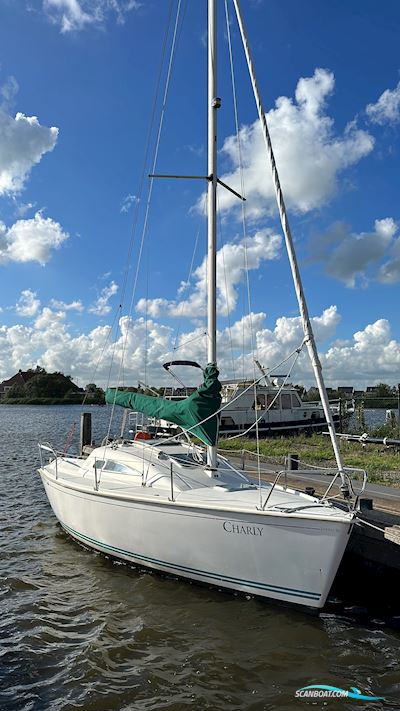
<box><xmin>365</xmin><ymin>383</ymin><xmax>397</xmax><ymax>408</ymax></box>
<box><xmin>4</xmin><ymin>383</ymin><xmax>26</xmax><ymax>399</ymax></box>
<box><xmin>372</xmin><ymin>383</ymin><xmax>395</xmax><ymax>398</ymax></box>
<box><xmin>25</xmin><ymin>372</ymin><xmax>79</xmax><ymax>399</ymax></box>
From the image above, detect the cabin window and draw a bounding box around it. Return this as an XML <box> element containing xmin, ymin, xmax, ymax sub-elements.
<box><xmin>104</xmin><ymin>461</ymin><xmax>133</xmax><ymax>474</ymax></box>
<box><xmin>266</xmin><ymin>394</ymin><xmax>279</xmax><ymax>409</ymax></box>
<box><xmin>93</xmin><ymin>459</ymin><xmax>105</xmax><ymax>469</ymax></box>
<box><xmin>94</xmin><ymin>460</ymin><xmax>132</xmax><ymax>474</ymax></box>
<box><xmin>281</xmin><ymin>394</ymin><xmax>291</xmax><ymax>409</ymax></box>
<box><xmin>252</xmin><ymin>394</ymin><xmax>266</xmax><ymax>410</ymax></box>
<box><xmin>291</xmin><ymin>394</ymin><xmax>301</xmax><ymax>408</ymax></box>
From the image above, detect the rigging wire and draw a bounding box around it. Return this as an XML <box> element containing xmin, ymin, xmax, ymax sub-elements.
<box><xmin>80</xmin><ymin>0</ymin><xmax>176</xmax><ymax>414</ymax></box>
<box><xmin>173</xmin><ymin>331</ymin><xmax>207</xmax><ymax>353</ymax></box>
<box><xmin>79</xmin><ymin>304</ymin><xmax>122</xmax><ymax>409</ymax></box>
<box><xmin>224</xmin><ymin>342</ymin><xmax>305</xmax><ymax>441</ymax></box>
<box><xmin>172</xmin><ymin>191</ymin><xmax>208</xmax><ymax>357</ymax></box>
<box><xmin>117</xmin><ymin>0</ymin><xmax>175</xmax><ymax>312</ymax></box>
<box><xmin>106</xmin><ymin>0</ymin><xmax>185</xmax><ymax>439</ymax></box>
<box><xmin>231</xmin><ymin>0</ymin><xmax>347</xmax><ymax>490</ymax></box>
<box><xmin>217</xmin><ymin>192</ymin><xmax>236</xmax><ymax>380</ymax></box>
<box><xmin>224</xmin><ymin>0</ymin><xmax>261</xmax><ymax>501</ymax></box>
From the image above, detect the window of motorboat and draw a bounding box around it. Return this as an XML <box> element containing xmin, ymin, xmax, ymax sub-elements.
<box><xmin>266</xmin><ymin>393</ymin><xmax>279</xmax><ymax>409</ymax></box>
<box><xmin>291</xmin><ymin>393</ymin><xmax>302</xmax><ymax>407</ymax></box>
<box><xmin>280</xmin><ymin>393</ymin><xmax>291</xmax><ymax>409</ymax></box>
<box><xmin>252</xmin><ymin>394</ymin><xmax>266</xmax><ymax>410</ymax></box>
<box><xmin>93</xmin><ymin>459</ymin><xmax>132</xmax><ymax>474</ymax></box>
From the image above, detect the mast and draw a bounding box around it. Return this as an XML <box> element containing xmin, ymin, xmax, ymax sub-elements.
<box><xmin>207</xmin><ymin>0</ymin><xmax>219</xmax><ymax>471</ymax></box>
<box><xmin>232</xmin><ymin>0</ymin><xmax>350</xmax><ymax>496</ymax></box>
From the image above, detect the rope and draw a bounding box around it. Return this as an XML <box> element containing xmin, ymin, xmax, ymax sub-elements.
<box><xmin>355</xmin><ymin>518</ymin><xmax>387</xmax><ymax>535</ymax></box>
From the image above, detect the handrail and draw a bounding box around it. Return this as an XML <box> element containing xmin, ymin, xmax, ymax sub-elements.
<box><xmin>218</xmin><ymin>446</ymin><xmax>367</xmax><ymax>510</ymax></box>
<box><xmin>38</xmin><ymin>442</ymin><xmax>82</xmax><ymax>482</ymax></box>
<box><xmin>38</xmin><ymin>442</ymin><xmax>58</xmax><ymax>480</ymax></box>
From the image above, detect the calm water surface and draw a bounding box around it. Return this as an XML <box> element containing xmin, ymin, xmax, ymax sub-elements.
<box><xmin>1</xmin><ymin>405</ymin><xmax>399</xmax><ymax>711</ymax></box>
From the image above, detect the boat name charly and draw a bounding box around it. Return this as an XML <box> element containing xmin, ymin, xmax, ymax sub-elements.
<box><xmin>223</xmin><ymin>521</ymin><xmax>263</xmax><ymax>536</ymax></box>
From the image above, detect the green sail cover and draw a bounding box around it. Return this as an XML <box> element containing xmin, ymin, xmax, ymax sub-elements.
<box><xmin>106</xmin><ymin>364</ymin><xmax>221</xmax><ymax>446</ymax></box>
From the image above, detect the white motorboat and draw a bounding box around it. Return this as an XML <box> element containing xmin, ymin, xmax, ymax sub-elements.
<box><xmin>220</xmin><ymin>377</ymin><xmax>342</xmax><ymax>436</ymax></box>
<box><xmin>146</xmin><ymin>377</ymin><xmax>344</xmax><ymax>437</ymax></box>
<box><xmin>38</xmin><ymin>0</ymin><xmax>364</xmax><ymax>609</ymax></box>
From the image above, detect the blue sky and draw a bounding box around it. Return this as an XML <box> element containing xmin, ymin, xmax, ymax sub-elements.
<box><xmin>0</xmin><ymin>0</ymin><xmax>399</xmax><ymax>389</ymax></box>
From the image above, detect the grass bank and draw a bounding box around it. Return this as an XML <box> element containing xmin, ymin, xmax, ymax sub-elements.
<box><xmin>218</xmin><ymin>433</ymin><xmax>400</xmax><ymax>484</ymax></box>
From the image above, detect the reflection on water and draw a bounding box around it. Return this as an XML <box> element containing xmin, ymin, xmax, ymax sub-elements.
<box><xmin>1</xmin><ymin>405</ymin><xmax>399</xmax><ymax>710</ymax></box>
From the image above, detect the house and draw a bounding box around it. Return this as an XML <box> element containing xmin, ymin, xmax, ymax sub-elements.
<box><xmin>337</xmin><ymin>386</ymin><xmax>354</xmax><ymax>397</ymax></box>
<box><xmin>0</xmin><ymin>368</ymin><xmax>83</xmax><ymax>399</ymax></box>
<box><xmin>0</xmin><ymin>370</ymin><xmax>37</xmax><ymax>398</ymax></box>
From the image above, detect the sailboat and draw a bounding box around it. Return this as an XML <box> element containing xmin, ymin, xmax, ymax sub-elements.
<box><xmin>38</xmin><ymin>0</ymin><xmax>363</xmax><ymax>609</ymax></box>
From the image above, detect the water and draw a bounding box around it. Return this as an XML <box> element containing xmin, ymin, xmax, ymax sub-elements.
<box><xmin>348</xmin><ymin>408</ymin><xmax>398</xmax><ymax>433</ymax></box>
<box><xmin>1</xmin><ymin>405</ymin><xmax>399</xmax><ymax>711</ymax></box>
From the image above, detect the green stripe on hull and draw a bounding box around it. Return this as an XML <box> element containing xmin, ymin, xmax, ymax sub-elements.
<box><xmin>61</xmin><ymin>521</ymin><xmax>321</xmax><ymax>602</ymax></box>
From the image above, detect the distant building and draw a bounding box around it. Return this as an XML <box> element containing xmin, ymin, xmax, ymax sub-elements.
<box><xmin>366</xmin><ymin>386</ymin><xmax>378</xmax><ymax>393</ymax></box>
<box><xmin>0</xmin><ymin>369</ymin><xmax>83</xmax><ymax>399</ymax></box>
<box><xmin>337</xmin><ymin>386</ymin><xmax>354</xmax><ymax>396</ymax></box>
<box><xmin>0</xmin><ymin>370</ymin><xmax>36</xmax><ymax>398</ymax></box>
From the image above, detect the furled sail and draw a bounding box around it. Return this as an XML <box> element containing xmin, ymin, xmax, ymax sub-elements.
<box><xmin>106</xmin><ymin>364</ymin><xmax>221</xmax><ymax>446</ymax></box>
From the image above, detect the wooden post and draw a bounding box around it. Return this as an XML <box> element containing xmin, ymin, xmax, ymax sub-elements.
<box><xmin>80</xmin><ymin>412</ymin><xmax>92</xmax><ymax>456</ymax></box>
<box><xmin>287</xmin><ymin>454</ymin><xmax>299</xmax><ymax>470</ymax></box>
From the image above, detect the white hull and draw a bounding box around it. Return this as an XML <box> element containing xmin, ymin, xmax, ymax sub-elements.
<box><xmin>39</xmin><ymin>464</ymin><xmax>352</xmax><ymax>609</ymax></box>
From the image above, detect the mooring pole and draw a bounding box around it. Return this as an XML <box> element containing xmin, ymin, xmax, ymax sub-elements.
<box><xmin>80</xmin><ymin>412</ymin><xmax>92</xmax><ymax>456</ymax></box>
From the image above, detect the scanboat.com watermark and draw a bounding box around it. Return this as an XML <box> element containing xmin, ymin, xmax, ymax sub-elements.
<box><xmin>295</xmin><ymin>685</ymin><xmax>385</xmax><ymax>701</ymax></box>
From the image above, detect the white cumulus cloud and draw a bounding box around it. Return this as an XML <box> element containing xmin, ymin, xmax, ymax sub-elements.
<box><xmin>310</xmin><ymin>218</ymin><xmax>398</xmax><ymax>287</ymax></box>
<box><xmin>15</xmin><ymin>289</ymin><xmax>41</xmax><ymax>317</ymax></box>
<box><xmin>136</xmin><ymin>228</ymin><xmax>282</xmax><ymax>319</ymax></box>
<box><xmin>0</xmin><ymin>212</ymin><xmax>69</xmax><ymax>266</ymax></box>
<box><xmin>43</xmin><ymin>0</ymin><xmax>141</xmax><ymax>32</ymax></box>
<box><xmin>322</xmin><ymin>319</ymin><xmax>400</xmax><ymax>384</ymax></box>
<box><xmin>366</xmin><ymin>81</ymin><xmax>400</xmax><ymax>125</ymax></box>
<box><xmin>0</xmin><ymin>76</ymin><xmax>19</xmax><ymax>111</ymax></box>
<box><xmin>0</xmin><ymin>110</ymin><xmax>58</xmax><ymax>196</ymax></box>
<box><xmin>120</xmin><ymin>193</ymin><xmax>139</xmax><ymax>213</ymax></box>
<box><xmin>1</xmin><ymin>304</ymin><xmax>400</xmax><ymax>389</ymax></box>
<box><xmin>49</xmin><ymin>298</ymin><xmax>84</xmax><ymax>311</ymax></box>
<box><xmin>376</xmin><ymin>223</ymin><xmax>400</xmax><ymax>284</ymax></box>
<box><xmin>199</xmin><ymin>68</ymin><xmax>373</xmax><ymax>220</ymax></box>
<box><xmin>89</xmin><ymin>280</ymin><xmax>119</xmax><ymax>316</ymax></box>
